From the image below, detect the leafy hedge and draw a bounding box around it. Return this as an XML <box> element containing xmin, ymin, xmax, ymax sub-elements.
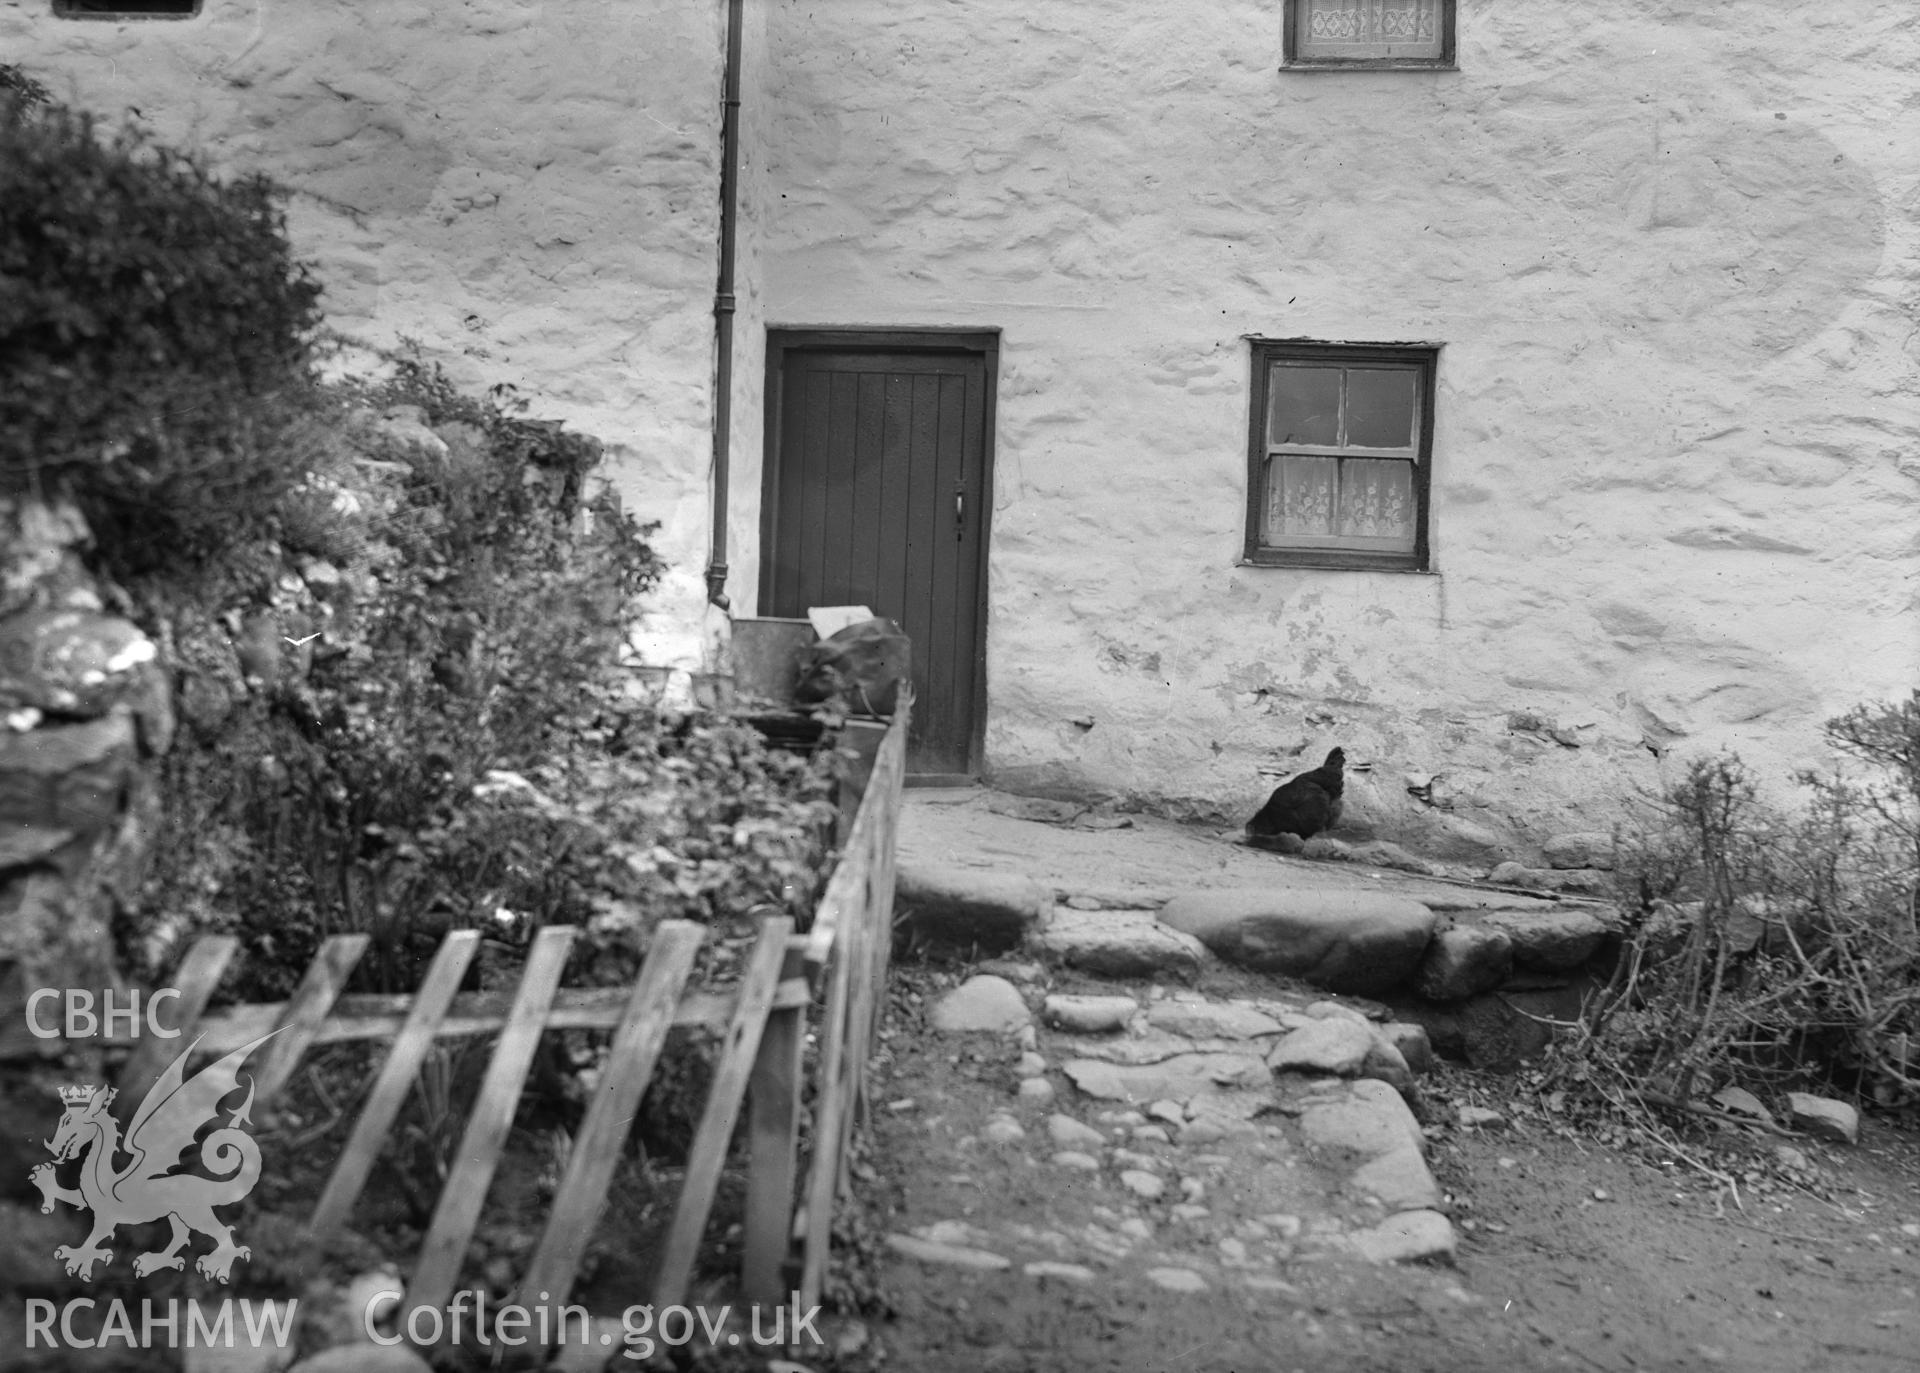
<box><xmin>0</xmin><ymin>85</ymin><xmax>323</xmax><ymax>571</ymax></box>
<box><xmin>134</xmin><ymin>361</ymin><xmax>841</xmax><ymax>1000</ymax></box>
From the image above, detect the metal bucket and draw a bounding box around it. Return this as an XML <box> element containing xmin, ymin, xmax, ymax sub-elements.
<box><xmin>729</xmin><ymin>616</ymin><xmax>816</xmax><ymax>707</ymax></box>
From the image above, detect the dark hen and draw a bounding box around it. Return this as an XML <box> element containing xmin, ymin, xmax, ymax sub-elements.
<box><xmin>1246</xmin><ymin>747</ymin><xmax>1346</xmax><ymax>842</ymax></box>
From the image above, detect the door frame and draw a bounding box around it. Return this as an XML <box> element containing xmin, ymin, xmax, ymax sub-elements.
<box><xmin>760</xmin><ymin>327</ymin><xmax>1000</xmax><ymax>783</ymax></box>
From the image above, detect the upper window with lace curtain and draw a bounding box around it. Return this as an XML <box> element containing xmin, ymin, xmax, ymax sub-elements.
<box><xmin>53</xmin><ymin>1</ymin><xmax>200</xmax><ymax>17</ymax></box>
<box><xmin>1244</xmin><ymin>341</ymin><xmax>1437</xmax><ymax>571</ymax></box>
<box><xmin>1282</xmin><ymin>0</ymin><xmax>1456</xmax><ymax>70</ymax></box>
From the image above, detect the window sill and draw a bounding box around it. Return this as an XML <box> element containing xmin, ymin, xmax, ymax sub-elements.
<box><xmin>1238</xmin><ymin>558</ymin><xmax>1438</xmax><ymax>575</ymax></box>
<box><xmin>1279</xmin><ymin>62</ymin><xmax>1458</xmax><ymax>73</ymax></box>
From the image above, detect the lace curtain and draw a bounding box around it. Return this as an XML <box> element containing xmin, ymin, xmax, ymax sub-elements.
<box><xmin>1267</xmin><ymin>455</ymin><xmax>1415</xmax><ymax>550</ymax></box>
<box><xmin>1300</xmin><ymin>0</ymin><xmax>1443</xmax><ymax>59</ymax></box>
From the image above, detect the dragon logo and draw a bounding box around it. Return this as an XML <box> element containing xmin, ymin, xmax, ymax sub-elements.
<box><xmin>29</xmin><ymin>1033</ymin><xmax>275</xmax><ymax>1283</ymax></box>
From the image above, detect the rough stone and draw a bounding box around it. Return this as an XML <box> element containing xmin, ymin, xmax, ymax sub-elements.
<box><xmin>1265</xmin><ymin>1018</ymin><xmax>1376</xmax><ymax>1076</ymax></box>
<box><xmin>1044</xmin><ymin>993</ymin><xmax>1139</xmax><ymax>1033</ymax></box>
<box><xmin>1241</xmin><ymin>1274</ymin><xmax>1305</xmax><ymax>1296</ymax></box>
<box><xmin>1051</xmin><ymin>1150</ymin><xmax>1101</xmax><ymax>1170</ymax></box>
<box><xmin>1145</xmin><ymin>1266</ymin><xmax>1207</xmax><ymax>1292</ymax></box>
<box><xmin>0</xmin><ymin>611</ymin><xmax>156</xmax><ymax>717</ymax></box>
<box><xmin>928</xmin><ymin>975</ymin><xmax>1032</xmax><ymax>1033</ymax></box>
<box><xmin>1299</xmin><ymin>836</ymin><xmax>1352</xmax><ymax>862</ymax></box>
<box><xmin>1015</xmin><ymin>1051</ymin><xmax>1049</xmax><ymax>1078</ymax></box>
<box><xmin>1348</xmin><ymin>1210</ymin><xmax>1457</xmax><ymax>1265</ymax></box>
<box><xmin>895</xmin><ymin>862</ymin><xmax>1052</xmax><ymax>955</ymax></box>
<box><xmin>0</xmin><ymin>869</ymin><xmax>115</xmax><ymax>1003</ymax></box>
<box><xmin>1359</xmin><ymin>1038</ymin><xmax>1418</xmax><ymax>1096</ymax></box>
<box><xmin>1017</xmin><ymin>1076</ymin><xmax>1056</xmax><ymax>1105</ymax></box>
<box><xmin>0</xmin><ymin>822</ymin><xmax>78</xmax><ymax>870</ymax></box>
<box><xmin>1047</xmin><ymin>1113</ymin><xmax>1108</xmax><ymax>1149</ymax></box>
<box><xmin>1306</xmin><ymin>1000</ymin><xmax>1375</xmax><ymax>1024</ymax></box>
<box><xmin>1414</xmin><ymin>923</ymin><xmax>1515</xmax><ymax>1001</ymax></box>
<box><xmin>1147</xmin><ymin>1098</ymin><xmax>1186</xmax><ymax>1126</ymax></box>
<box><xmin>985</xmin><ymin>792</ymin><xmax>1086</xmax><ymax>824</ymax></box>
<box><xmin>885</xmin><ymin>1234</ymin><xmax>1012</xmax><ymax>1270</ymax></box>
<box><xmin>1349</xmin><ymin>1144</ymin><xmax>1443</xmax><ymax>1211</ymax></box>
<box><xmin>1348</xmin><ymin>839</ymin><xmax>1439</xmax><ymax>876</ymax></box>
<box><xmin>1120</xmin><ymin>1169</ymin><xmax>1166</xmax><ymax>1200</ymax></box>
<box><xmin>1024</xmin><ymin>1260</ymin><xmax>1097</xmax><ymax>1283</ymax></box>
<box><xmin>1381</xmin><ymin>1022</ymin><xmax>1434</xmax><ymax>1076</ymax></box>
<box><xmin>0</xmin><ymin>708</ymin><xmax>138</xmax><ymax>832</ymax></box>
<box><xmin>1785</xmin><ymin>1092</ymin><xmax>1859</xmax><ymax>1144</ymax></box>
<box><xmin>982</xmin><ymin>1115</ymin><xmax>1027</xmax><ymax>1144</ymax></box>
<box><xmin>1130</xmin><ymin>1124</ymin><xmax>1171</xmax><ymax>1143</ymax></box>
<box><xmin>1488</xmin><ymin>863</ymin><xmax>1614</xmax><ymax>896</ymax></box>
<box><xmin>1476</xmin><ymin>908</ymin><xmax>1612</xmax><ymax>971</ymax></box>
<box><xmin>1146</xmin><ymin>999</ymin><xmax>1285</xmax><ymax>1040</ymax></box>
<box><xmin>1298</xmin><ymin>1080</ymin><xmax>1426</xmax><ymax>1158</ymax></box>
<box><xmin>1456</xmin><ymin>1105</ymin><xmax>1507</xmax><ymax>1129</ymax></box>
<box><xmin>977</xmin><ymin>957</ymin><xmax>1045</xmax><ymax>984</ymax></box>
<box><xmin>1062</xmin><ymin>1053</ymin><xmax>1269</xmax><ymax>1103</ymax></box>
<box><xmin>1157</xmin><ymin>888</ymin><xmax>1436</xmax><ymax>995</ymax></box>
<box><xmin>1178</xmin><ymin>1118</ymin><xmax>1228</xmax><ymax>1145</ymax></box>
<box><xmin>1037</xmin><ymin>906</ymin><xmax>1211</xmax><ymax>978</ymax></box>
<box><xmin>1711</xmin><ymin>1086</ymin><xmax>1772</xmax><ymax>1122</ymax></box>
<box><xmin>1543</xmin><ymin>832</ymin><xmax>1616</xmax><ymax>870</ymax></box>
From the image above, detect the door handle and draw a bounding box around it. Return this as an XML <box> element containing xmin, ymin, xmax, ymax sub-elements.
<box><xmin>955</xmin><ymin>485</ymin><xmax>965</xmax><ymax>541</ymax></box>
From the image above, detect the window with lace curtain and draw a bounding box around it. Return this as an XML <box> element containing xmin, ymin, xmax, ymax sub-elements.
<box><xmin>1245</xmin><ymin>341</ymin><xmax>1437</xmax><ymax>571</ymax></box>
<box><xmin>1282</xmin><ymin>0</ymin><xmax>1456</xmax><ymax>70</ymax></box>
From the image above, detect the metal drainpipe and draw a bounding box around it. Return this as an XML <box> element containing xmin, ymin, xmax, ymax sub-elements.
<box><xmin>705</xmin><ymin>0</ymin><xmax>744</xmax><ymax>609</ymax></box>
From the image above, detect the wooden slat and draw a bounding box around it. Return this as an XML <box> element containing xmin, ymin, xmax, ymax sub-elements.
<box><xmin>797</xmin><ymin>706</ymin><xmax>908</xmax><ymax>1306</ymax></box>
<box><xmin>406</xmin><ymin>925</ymin><xmax>575</xmax><ymax>1324</ymax></box>
<box><xmin>834</xmin><ymin>863</ymin><xmax>875</xmax><ymax>1206</ymax></box>
<box><xmin>519</xmin><ymin>921</ymin><xmax>704</xmax><ymax>1319</ymax></box>
<box><xmin>799</xmin><ymin>911</ymin><xmax>856</xmax><ymax>1310</ymax></box>
<box><xmin>110</xmin><ymin>978</ymin><xmax>812</xmax><ymax>1061</ymax></box>
<box><xmin>309</xmin><ymin>930</ymin><xmax>481</xmax><ymax>1235</ymax></box>
<box><xmin>251</xmin><ymin>933</ymin><xmax>369</xmax><ymax>1110</ymax></box>
<box><xmin>115</xmin><ymin>935</ymin><xmax>237</xmax><ymax>1113</ymax></box>
<box><xmin>652</xmin><ymin>917</ymin><xmax>795</xmax><ymax>1309</ymax></box>
<box><xmin>741</xmin><ymin>943</ymin><xmax>808</xmax><ymax>1305</ymax></box>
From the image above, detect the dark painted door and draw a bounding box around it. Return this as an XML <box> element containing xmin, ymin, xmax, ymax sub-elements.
<box><xmin>762</xmin><ymin>333</ymin><xmax>995</xmax><ymax>779</ymax></box>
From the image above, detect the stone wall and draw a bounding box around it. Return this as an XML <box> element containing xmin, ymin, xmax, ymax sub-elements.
<box><xmin>0</xmin><ymin>498</ymin><xmax>172</xmax><ymax>1017</ymax></box>
<box><xmin>0</xmin><ymin>0</ymin><xmax>736</xmax><ymax>671</ymax></box>
<box><xmin>753</xmin><ymin>0</ymin><xmax>1920</xmax><ymax>855</ymax></box>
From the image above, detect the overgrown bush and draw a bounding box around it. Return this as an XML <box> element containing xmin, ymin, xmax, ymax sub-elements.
<box><xmin>130</xmin><ymin>358</ymin><xmax>840</xmax><ymax>1001</ymax></box>
<box><xmin>1557</xmin><ymin>695</ymin><xmax>1920</xmax><ymax>1113</ymax></box>
<box><xmin>0</xmin><ymin>86</ymin><xmax>324</xmax><ymax>572</ymax></box>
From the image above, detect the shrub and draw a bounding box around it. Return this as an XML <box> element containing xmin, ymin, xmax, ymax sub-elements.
<box><xmin>128</xmin><ymin>360</ymin><xmax>839</xmax><ymax>1002</ymax></box>
<box><xmin>1562</xmin><ymin>695</ymin><xmax>1920</xmax><ymax>1111</ymax></box>
<box><xmin>0</xmin><ymin>90</ymin><xmax>324</xmax><ymax>572</ymax></box>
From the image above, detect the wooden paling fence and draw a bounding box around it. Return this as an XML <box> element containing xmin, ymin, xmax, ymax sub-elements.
<box><xmin>16</xmin><ymin>705</ymin><xmax>908</xmax><ymax>1347</ymax></box>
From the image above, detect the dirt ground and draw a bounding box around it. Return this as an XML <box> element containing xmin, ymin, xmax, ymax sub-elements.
<box><xmin>854</xmin><ymin>962</ymin><xmax>1920</xmax><ymax>1373</ymax></box>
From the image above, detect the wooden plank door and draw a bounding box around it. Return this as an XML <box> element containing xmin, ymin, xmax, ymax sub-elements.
<box><xmin>762</xmin><ymin>331</ymin><xmax>996</xmax><ymax>780</ymax></box>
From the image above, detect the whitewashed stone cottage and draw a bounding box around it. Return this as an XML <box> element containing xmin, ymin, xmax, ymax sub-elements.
<box><xmin>7</xmin><ymin>0</ymin><xmax>1916</xmax><ymax>854</ymax></box>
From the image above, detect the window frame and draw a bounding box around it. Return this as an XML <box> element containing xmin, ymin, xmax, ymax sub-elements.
<box><xmin>1280</xmin><ymin>0</ymin><xmax>1458</xmax><ymax>72</ymax></box>
<box><xmin>1243</xmin><ymin>339</ymin><xmax>1438</xmax><ymax>573</ymax></box>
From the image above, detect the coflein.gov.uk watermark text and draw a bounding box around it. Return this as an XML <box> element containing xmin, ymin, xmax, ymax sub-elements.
<box><xmin>369</xmin><ymin>1292</ymin><xmax>824</xmax><ymax>1358</ymax></box>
